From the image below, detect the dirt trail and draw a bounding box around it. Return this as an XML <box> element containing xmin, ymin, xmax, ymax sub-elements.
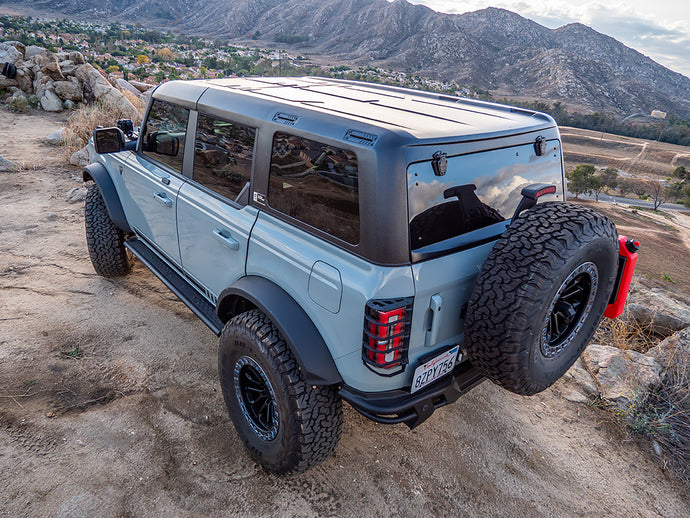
<box><xmin>1</xmin><ymin>108</ymin><xmax>688</xmax><ymax>517</ymax></box>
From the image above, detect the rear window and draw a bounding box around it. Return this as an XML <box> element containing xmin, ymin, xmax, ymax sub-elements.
<box><xmin>408</xmin><ymin>140</ymin><xmax>563</xmax><ymax>253</ymax></box>
<box><xmin>267</xmin><ymin>132</ymin><xmax>360</xmax><ymax>244</ymax></box>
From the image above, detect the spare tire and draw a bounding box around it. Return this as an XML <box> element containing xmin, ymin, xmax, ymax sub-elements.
<box><xmin>464</xmin><ymin>202</ymin><xmax>618</xmax><ymax>395</ymax></box>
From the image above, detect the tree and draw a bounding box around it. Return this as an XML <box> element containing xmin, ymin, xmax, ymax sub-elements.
<box><xmin>590</xmin><ymin>175</ymin><xmax>604</xmax><ymax>201</ymax></box>
<box><xmin>629</xmin><ymin>179</ymin><xmax>649</xmax><ymax>198</ymax></box>
<box><xmin>565</xmin><ymin>164</ymin><xmax>596</xmax><ymax>198</ymax></box>
<box><xmin>683</xmin><ymin>183</ymin><xmax>690</xmax><ymax>208</ymax></box>
<box><xmin>600</xmin><ymin>167</ymin><xmax>619</xmax><ymax>192</ymax></box>
<box><xmin>617</xmin><ymin>178</ymin><xmax>632</xmax><ymax>197</ymax></box>
<box><xmin>105</xmin><ymin>65</ymin><xmax>119</xmax><ymax>74</ymax></box>
<box><xmin>646</xmin><ymin>180</ymin><xmax>669</xmax><ymax>210</ymax></box>
<box><xmin>134</xmin><ymin>67</ymin><xmax>148</xmax><ymax>80</ymax></box>
<box><xmin>154</xmin><ymin>71</ymin><xmax>166</xmax><ymax>83</ymax></box>
<box><xmin>155</xmin><ymin>47</ymin><xmax>175</xmax><ymax>61</ymax></box>
<box><xmin>136</xmin><ymin>54</ymin><xmax>150</xmax><ymax>65</ymax></box>
<box><xmin>672</xmin><ymin>166</ymin><xmax>687</xmax><ymax>180</ymax></box>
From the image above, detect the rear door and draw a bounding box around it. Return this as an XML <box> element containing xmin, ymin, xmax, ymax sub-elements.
<box><xmin>121</xmin><ymin>99</ymin><xmax>190</xmax><ymax>265</ymax></box>
<box><xmin>176</xmin><ymin>112</ymin><xmax>259</xmax><ymax>299</ymax></box>
<box><xmin>407</xmin><ymin>138</ymin><xmax>565</xmax><ymax>358</ymax></box>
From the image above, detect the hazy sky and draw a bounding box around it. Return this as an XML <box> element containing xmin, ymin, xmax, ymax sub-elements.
<box><xmin>407</xmin><ymin>1</ymin><xmax>690</xmax><ymax>79</ymax></box>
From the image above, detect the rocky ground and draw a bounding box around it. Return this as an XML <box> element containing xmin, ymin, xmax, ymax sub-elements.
<box><xmin>1</xmin><ymin>108</ymin><xmax>689</xmax><ymax>517</ymax></box>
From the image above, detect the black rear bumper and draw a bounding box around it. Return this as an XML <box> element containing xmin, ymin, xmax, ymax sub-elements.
<box><xmin>339</xmin><ymin>361</ymin><xmax>485</xmax><ymax>429</ymax></box>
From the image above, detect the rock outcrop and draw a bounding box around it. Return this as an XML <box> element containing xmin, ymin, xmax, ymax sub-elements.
<box><xmin>624</xmin><ymin>286</ymin><xmax>690</xmax><ymax>337</ymax></box>
<box><xmin>581</xmin><ymin>344</ymin><xmax>662</xmax><ymax>408</ymax></box>
<box><xmin>1</xmin><ymin>41</ymin><xmax>145</xmax><ymax>117</ymax></box>
<box><xmin>563</xmin><ymin>284</ymin><xmax>690</xmax><ymax>409</ymax></box>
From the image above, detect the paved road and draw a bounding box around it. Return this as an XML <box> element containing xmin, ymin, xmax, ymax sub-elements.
<box><xmin>571</xmin><ymin>192</ymin><xmax>690</xmax><ymax>212</ymax></box>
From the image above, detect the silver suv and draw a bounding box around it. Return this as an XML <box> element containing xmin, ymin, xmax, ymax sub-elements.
<box><xmin>85</xmin><ymin>77</ymin><xmax>635</xmax><ymax>473</ymax></box>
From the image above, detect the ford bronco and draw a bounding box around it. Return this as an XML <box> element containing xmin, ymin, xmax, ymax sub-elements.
<box><xmin>84</xmin><ymin>77</ymin><xmax>637</xmax><ymax>474</ymax></box>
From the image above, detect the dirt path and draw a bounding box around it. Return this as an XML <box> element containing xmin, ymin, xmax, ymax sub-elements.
<box><xmin>1</xmin><ymin>109</ymin><xmax>688</xmax><ymax>517</ymax></box>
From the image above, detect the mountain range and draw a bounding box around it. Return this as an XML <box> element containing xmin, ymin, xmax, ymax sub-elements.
<box><xmin>7</xmin><ymin>0</ymin><xmax>690</xmax><ymax>119</ymax></box>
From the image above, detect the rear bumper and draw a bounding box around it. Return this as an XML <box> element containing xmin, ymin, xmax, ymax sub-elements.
<box><xmin>339</xmin><ymin>361</ymin><xmax>484</xmax><ymax>429</ymax></box>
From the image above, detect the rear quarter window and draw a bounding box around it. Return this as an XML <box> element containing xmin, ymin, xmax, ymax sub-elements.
<box><xmin>267</xmin><ymin>132</ymin><xmax>360</xmax><ymax>244</ymax></box>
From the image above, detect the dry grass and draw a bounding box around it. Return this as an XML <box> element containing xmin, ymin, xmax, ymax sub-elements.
<box><xmin>622</xmin><ymin>364</ymin><xmax>690</xmax><ymax>484</ymax></box>
<box><xmin>596</xmin><ymin>314</ymin><xmax>689</xmax><ymax>484</ymax></box>
<box><xmin>594</xmin><ymin>316</ymin><xmax>660</xmax><ymax>354</ymax></box>
<box><xmin>63</xmin><ymin>93</ymin><xmax>145</xmax><ymax>155</ymax></box>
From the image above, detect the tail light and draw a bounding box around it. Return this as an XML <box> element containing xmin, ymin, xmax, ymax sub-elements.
<box><xmin>362</xmin><ymin>297</ymin><xmax>413</xmax><ymax>376</ymax></box>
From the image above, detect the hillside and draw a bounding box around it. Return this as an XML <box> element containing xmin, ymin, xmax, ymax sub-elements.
<box><xmin>7</xmin><ymin>0</ymin><xmax>690</xmax><ymax>120</ymax></box>
<box><xmin>561</xmin><ymin>127</ymin><xmax>690</xmax><ymax>178</ymax></box>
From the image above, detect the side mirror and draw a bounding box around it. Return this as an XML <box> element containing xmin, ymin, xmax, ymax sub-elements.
<box><xmin>146</xmin><ymin>131</ymin><xmax>180</xmax><ymax>157</ymax></box>
<box><xmin>93</xmin><ymin>127</ymin><xmax>125</xmax><ymax>154</ymax></box>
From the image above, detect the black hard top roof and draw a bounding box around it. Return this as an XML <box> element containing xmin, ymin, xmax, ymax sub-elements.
<box><xmin>153</xmin><ymin>76</ymin><xmax>556</xmax><ymax>143</ymax></box>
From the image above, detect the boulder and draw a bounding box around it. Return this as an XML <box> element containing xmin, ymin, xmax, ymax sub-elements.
<box><xmin>55</xmin><ymin>79</ymin><xmax>83</xmax><ymax>102</ymax></box>
<box><xmin>0</xmin><ymin>41</ymin><xmax>24</xmax><ymax>64</ymax></box>
<box><xmin>69</xmin><ymin>147</ymin><xmax>90</xmax><ymax>167</ymax></box>
<box><xmin>0</xmin><ymin>76</ymin><xmax>18</xmax><ymax>88</ymax></box>
<box><xmin>647</xmin><ymin>327</ymin><xmax>690</xmax><ymax>373</ymax></box>
<box><xmin>45</xmin><ymin>128</ymin><xmax>65</xmax><ymax>146</ymax></box>
<box><xmin>7</xmin><ymin>89</ymin><xmax>29</xmax><ymax>112</ymax></box>
<box><xmin>129</xmin><ymin>79</ymin><xmax>155</xmax><ymax>93</ymax></box>
<box><xmin>647</xmin><ymin>328</ymin><xmax>690</xmax><ymax>412</ymax></box>
<box><xmin>60</xmin><ymin>62</ymin><xmax>77</xmax><ymax>76</ymax></box>
<box><xmin>40</xmin><ymin>90</ymin><xmax>63</xmax><ymax>112</ymax></box>
<box><xmin>65</xmin><ymin>186</ymin><xmax>88</xmax><ymax>204</ymax></box>
<box><xmin>24</xmin><ymin>45</ymin><xmax>45</xmax><ymax>60</ymax></box>
<box><xmin>29</xmin><ymin>49</ymin><xmax>59</xmax><ymax>69</ymax></box>
<box><xmin>41</xmin><ymin>61</ymin><xmax>66</xmax><ymax>81</ymax></box>
<box><xmin>624</xmin><ymin>286</ymin><xmax>690</xmax><ymax>337</ymax></box>
<box><xmin>116</xmin><ymin>78</ymin><xmax>142</xmax><ymax>97</ymax></box>
<box><xmin>0</xmin><ymin>155</ymin><xmax>17</xmax><ymax>172</ymax></box>
<box><xmin>74</xmin><ymin>64</ymin><xmax>138</xmax><ymax>118</ymax></box>
<box><xmin>562</xmin><ymin>357</ymin><xmax>598</xmax><ymax>396</ymax></box>
<box><xmin>64</xmin><ymin>99</ymin><xmax>76</xmax><ymax>110</ymax></box>
<box><xmin>33</xmin><ymin>73</ymin><xmax>55</xmax><ymax>101</ymax></box>
<box><xmin>15</xmin><ymin>66</ymin><xmax>34</xmax><ymax>93</ymax></box>
<box><xmin>582</xmin><ymin>344</ymin><xmax>662</xmax><ymax>408</ymax></box>
<box><xmin>69</xmin><ymin>51</ymin><xmax>86</xmax><ymax>65</ymax></box>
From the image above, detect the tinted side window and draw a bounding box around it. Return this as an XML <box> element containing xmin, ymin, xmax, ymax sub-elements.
<box><xmin>193</xmin><ymin>114</ymin><xmax>256</xmax><ymax>203</ymax></box>
<box><xmin>142</xmin><ymin>99</ymin><xmax>189</xmax><ymax>173</ymax></box>
<box><xmin>268</xmin><ymin>132</ymin><xmax>359</xmax><ymax>244</ymax></box>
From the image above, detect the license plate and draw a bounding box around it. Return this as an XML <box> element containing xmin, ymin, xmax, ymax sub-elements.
<box><xmin>410</xmin><ymin>345</ymin><xmax>460</xmax><ymax>394</ymax></box>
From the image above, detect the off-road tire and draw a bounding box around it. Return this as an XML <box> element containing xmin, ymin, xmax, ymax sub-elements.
<box><xmin>219</xmin><ymin>309</ymin><xmax>343</xmax><ymax>474</ymax></box>
<box><xmin>84</xmin><ymin>182</ymin><xmax>131</xmax><ymax>277</ymax></box>
<box><xmin>464</xmin><ymin>202</ymin><xmax>618</xmax><ymax>395</ymax></box>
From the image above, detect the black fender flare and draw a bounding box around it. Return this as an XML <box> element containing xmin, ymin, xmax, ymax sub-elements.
<box><xmin>217</xmin><ymin>276</ymin><xmax>343</xmax><ymax>386</ymax></box>
<box><xmin>82</xmin><ymin>162</ymin><xmax>131</xmax><ymax>233</ymax></box>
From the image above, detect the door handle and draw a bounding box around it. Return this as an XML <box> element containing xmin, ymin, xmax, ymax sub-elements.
<box><xmin>212</xmin><ymin>229</ymin><xmax>240</xmax><ymax>250</ymax></box>
<box><xmin>153</xmin><ymin>192</ymin><xmax>172</xmax><ymax>208</ymax></box>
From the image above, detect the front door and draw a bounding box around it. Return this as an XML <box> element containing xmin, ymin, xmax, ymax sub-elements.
<box><xmin>121</xmin><ymin>99</ymin><xmax>191</xmax><ymax>265</ymax></box>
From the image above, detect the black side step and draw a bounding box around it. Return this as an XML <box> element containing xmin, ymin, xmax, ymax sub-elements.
<box><xmin>125</xmin><ymin>239</ymin><xmax>224</xmax><ymax>335</ymax></box>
